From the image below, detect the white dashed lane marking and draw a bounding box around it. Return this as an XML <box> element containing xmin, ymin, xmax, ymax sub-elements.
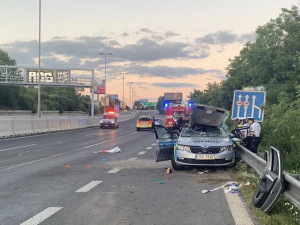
<box><xmin>20</xmin><ymin>207</ymin><xmax>63</xmax><ymax>225</ymax></box>
<box><xmin>0</xmin><ymin>144</ymin><xmax>36</xmax><ymax>152</ymax></box>
<box><xmin>138</xmin><ymin>151</ymin><xmax>146</xmax><ymax>155</ymax></box>
<box><xmin>127</xmin><ymin>157</ymin><xmax>137</xmax><ymax>161</ymax></box>
<box><xmin>107</xmin><ymin>167</ymin><xmax>122</xmax><ymax>173</ymax></box>
<box><xmin>146</xmin><ymin>147</ymin><xmax>153</xmax><ymax>150</ymax></box>
<box><xmin>151</xmin><ymin>143</ymin><xmax>156</xmax><ymax>146</ymax></box>
<box><xmin>75</xmin><ymin>181</ymin><xmax>103</xmax><ymax>192</ymax></box>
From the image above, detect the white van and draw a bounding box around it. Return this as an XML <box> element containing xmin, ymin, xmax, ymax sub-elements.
<box><xmin>100</xmin><ymin>112</ymin><xmax>119</xmax><ymax>129</ymax></box>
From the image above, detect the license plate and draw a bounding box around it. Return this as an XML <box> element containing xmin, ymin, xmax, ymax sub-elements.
<box><xmin>195</xmin><ymin>155</ymin><xmax>215</xmax><ymax>160</ymax></box>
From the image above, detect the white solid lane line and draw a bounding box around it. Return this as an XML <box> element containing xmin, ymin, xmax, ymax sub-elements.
<box><xmin>75</xmin><ymin>180</ymin><xmax>103</xmax><ymax>193</ymax></box>
<box><xmin>20</xmin><ymin>207</ymin><xmax>63</xmax><ymax>225</ymax></box>
<box><xmin>107</xmin><ymin>167</ymin><xmax>122</xmax><ymax>174</ymax></box>
<box><xmin>146</xmin><ymin>147</ymin><xmax>153</xmax><ymax>150</ymax></box>
<box><xmin>0</xmin><ymin>144</ymin><xmax>36</xmax><ymax>152</ymax></box>
<box><xmin>224</xmin><ymin>189</ymin><xmax>254</xmax><ymax>225</ymax></box>
<box><xmin>138</xmin><ymin>151</ymin><xmax>146</xmax><ymax>155</ymax></box>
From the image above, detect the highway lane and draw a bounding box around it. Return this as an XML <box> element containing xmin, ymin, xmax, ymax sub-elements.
<box><xmin>0</xmin><ymin>111</ymin><xmax>255</xmax><ymax>225</ymax></box>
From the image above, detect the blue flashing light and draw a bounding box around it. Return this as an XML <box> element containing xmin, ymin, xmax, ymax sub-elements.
<box><xmin>164</xmin><ymin>103</ymin><xmax>169</xmax><ymax>108</ymax></box>
<box><xmin>188</xmin><ymin>101</ymin><xmax>194</xmax><ymax>107</ymax></box>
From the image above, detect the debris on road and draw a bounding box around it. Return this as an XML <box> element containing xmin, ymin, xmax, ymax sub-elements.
<box><xmin>153</xmin><ymin>178</ymin><xmax>159</xmax><ymax>181</ymax></box>
<box><xmin>101</xmin><ymin>158</ymin><xmax>107</xmax><ymax>162</ymax></box>
<box><xmin>65</xmin><ymin>165</ymin><xmax>71</xmax><ymax>168</ymax></box>
<box><xmin>197</xmin><ymin>169</ymin><xmax>209</xmax><ymax>175</ymax></box>
<box><xmin>94</xmin><ymin>146</ymin><xmax>122</xmax><ymax>154</ymax></box>
<box><xmin>166</xmin><ymin>168</ymin><xmax>172</xmax><ymax>174</ymax></box>
<box><xmin>202</xmin><ymin>181</ymin><xmax>238</xmax><ymax>194</ymax></box>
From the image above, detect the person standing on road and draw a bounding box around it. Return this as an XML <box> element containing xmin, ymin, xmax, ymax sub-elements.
<box><xmin>243</xmin><ymin>118</ymin><xmax>261</xmax><ymax>153</ymax></box>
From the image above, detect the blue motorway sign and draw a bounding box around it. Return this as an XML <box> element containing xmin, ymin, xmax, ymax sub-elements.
<box><xmin>231</xmin><ymin>90</ymin><xmax>266</xmax><ymax>122</ymax></box>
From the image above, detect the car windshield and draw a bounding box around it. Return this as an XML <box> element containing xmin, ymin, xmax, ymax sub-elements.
<box><xmin>181</xmin><ymin>127</ymin><xmax>227</xmax><ymax>137</ymax></box>
<box><xmin>103</xmin><ymin>115</ymin><xmax>114</xmax><ymax>119</ymax></box>
<box><xmin>139</xmin><ymin>117</ymin><xmax>151</xmax><ymax>121</ymax></box>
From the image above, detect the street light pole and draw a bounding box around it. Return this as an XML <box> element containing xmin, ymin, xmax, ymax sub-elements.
<box><xmin>99</xmin><ymin>52</ymin><xmax>112</xmax><ymax>113</ymax></box>
<box><xmin>37</xmin><ymin>0</ymin><xmax>41</xmax><ymax>118</ymax></box>
<box><xmin>120</xmin><ymin>72</ymin><xmax>128</xmax><ymax>114</ymax></box>
<box><xmin>127</xmin><ymin>82</ymin><xmax>133</xmax><ymax>110</ymax></box>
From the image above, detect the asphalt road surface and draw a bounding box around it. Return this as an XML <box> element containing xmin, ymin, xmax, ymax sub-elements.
<box><xmin>0</xmin><ymin>111</ymin><xmax>256</xmax><ymax>225</ymax></box>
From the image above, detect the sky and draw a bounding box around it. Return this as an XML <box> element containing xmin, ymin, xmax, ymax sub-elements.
<box><xmin>0</xmin><ymin>0</ymin><xmax>299</xmax><ymax>104</ymax></box>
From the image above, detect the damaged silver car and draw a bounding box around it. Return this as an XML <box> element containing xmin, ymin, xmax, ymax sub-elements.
<box><xmin>154</xmin><ymin>104</ymin><xmax>235</xmax><ymax>170</ymax></box>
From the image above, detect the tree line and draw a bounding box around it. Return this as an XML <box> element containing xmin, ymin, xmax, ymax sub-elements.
<box><xmin>188</xmin><ymin>6</ymin><xmax>299</xmax><ymax>172</ymax></box>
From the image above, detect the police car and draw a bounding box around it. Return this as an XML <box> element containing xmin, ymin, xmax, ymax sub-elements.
<box><xmin>154</xmin><ymin>104</ymin><xmax>235</xmax><ymax>170</ymax></box>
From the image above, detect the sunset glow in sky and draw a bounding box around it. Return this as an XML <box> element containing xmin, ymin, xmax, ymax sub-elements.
<box><xmin>0</xmin><ymin>0</ymin><xmax>298</xmax><ymax>103</ymax></box>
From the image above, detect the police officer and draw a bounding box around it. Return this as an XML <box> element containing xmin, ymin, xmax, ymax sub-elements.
<box><xmin>243</xmin><ymin>118</ymin><xmax>261</xmax><ymax>153</ymax></box>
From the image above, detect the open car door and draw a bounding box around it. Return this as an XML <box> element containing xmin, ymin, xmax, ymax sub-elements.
<box><xmin>252</xmin><ymin>146</ymin><xmax>284</xmax><ymax>213</ymax></box>
<box><xmin>153</xmin><ymin>125</ymin><xmax>178</xmax><ymax>162</ymax></box>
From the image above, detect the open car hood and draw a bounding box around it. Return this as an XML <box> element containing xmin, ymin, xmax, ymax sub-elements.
<box><xmin>190</xmin><ymin>104</ymin><xmax>229</xmax><ymax>128</ymax></box>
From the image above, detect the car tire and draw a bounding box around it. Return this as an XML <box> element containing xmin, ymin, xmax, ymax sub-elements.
<box><xmin>171</xmin><ymin>154</ymin><xmax>184</xmax><ymax>171</ymax></box>
<box><xmin>137</xmin><ymin>128</ymin><xmax>140</xmax><ymax>131</ymax></box>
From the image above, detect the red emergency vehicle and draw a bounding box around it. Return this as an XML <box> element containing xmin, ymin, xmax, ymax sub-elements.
<box><xmin>163</xmin><ymin>93</ymin><xmax>193</xmax><ymax>130</ymax></box>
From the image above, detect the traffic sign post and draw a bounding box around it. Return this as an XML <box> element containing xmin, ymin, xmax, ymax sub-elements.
<box><xmin>231</xmin><ymin>90</ymin><xmax>266</xmax><ymax>122</ymax></box>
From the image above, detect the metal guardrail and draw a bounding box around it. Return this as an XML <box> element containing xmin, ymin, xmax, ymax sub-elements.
<box><xmin>236</xmin><ymin>143</ymin><xmax>300</xmax><ymax>209</ymax></box>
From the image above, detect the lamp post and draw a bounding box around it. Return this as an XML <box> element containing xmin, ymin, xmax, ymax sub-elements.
<box><xmin>127</xmin><ymin>82</ymin><xmax>133</xmax><ymax>110</ymax></box>
<box><xmin>37</xmin><ymin>0</ymin><xmax>41</xmax><ymax>118</ymax></box>
<box><xmin>120</xmin><ymin>72</ymin><xmax>128</xmax><ymax>114</ymax></box>
<box><xmin>99</xmin><ymin>52</ymin><xmax>112</xmax><ymax>113</ymax></box>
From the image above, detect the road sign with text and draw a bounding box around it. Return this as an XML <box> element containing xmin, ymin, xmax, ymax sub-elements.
<box><xmin>231</xmin><ymin>90</ymin><xmax>266</xmax><ymax>122</ymax></box>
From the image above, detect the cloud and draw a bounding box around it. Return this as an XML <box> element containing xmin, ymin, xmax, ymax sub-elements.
<box><xmin>195</xmin><ymin>31</ymin><xmax>256</xmax><ymax>45</ymax></box>
<box><xmin>152</xmin><ymin>82</ymin><xmax>198</xmax><ymax>88</ymax></box>
<box><xmin>140</xmin><ymin>28</ymin><xmax>154</xmax><ymax>33</ymax></box>
<box><xmin>124</xmin><ymin>64</ymin><xmax>224</xmax><ymax>79</ymax></box>
<box><xmin>165</xmin><ymin>31</ymin><xmax>180</xmax><ymax>38</ymax></box>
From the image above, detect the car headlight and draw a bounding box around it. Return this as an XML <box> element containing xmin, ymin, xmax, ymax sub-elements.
<box><xmin>185</xmin><ymin>146</ymin><xmax>191</xmax><ymax>152</ymax></box>
<box><xmin>177</xmin><ymin>145</ymin><xmax>184</xmax><ymax>150</ymax></box>
<box><xmin>111</xmin><ymin>121</ymin><xmax>115</xmax><ymax>123</ymax></box>
<box><xmin>220</xmin><ymin>146</ymin><xmax>233</xmax><ymax>152</ymax></box>
<box><xmin>100</xmin><ymin>120</ymin><xmax>103</xmax><ymax>123</ymax></box>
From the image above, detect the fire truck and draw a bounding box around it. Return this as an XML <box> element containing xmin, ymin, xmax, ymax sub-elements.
<box><xmin>163</xmin><ymin>93</ymin><xmax>193</xmax><ymax>130</ymax></box>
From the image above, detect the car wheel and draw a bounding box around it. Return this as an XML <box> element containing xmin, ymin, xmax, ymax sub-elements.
<box><xmin>137</xmin><ymin>128</ymin><xmax>140</xmax><ymax>131</ymax></box>
<box><xmin>171</xmin><ymin>154</ymin><xmax>184</xmax><ymax>171</ymax></box>
<box><xmin>100</xmin><ymin>126</ymin><xmax>102</xmax><ymax>129</ymax></box>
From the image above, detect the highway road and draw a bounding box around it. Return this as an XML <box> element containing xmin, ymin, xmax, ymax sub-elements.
<box><xmin>0</xmin><ymin>111</ymin><xmax>256</xmax><ymax>225</ymax></box>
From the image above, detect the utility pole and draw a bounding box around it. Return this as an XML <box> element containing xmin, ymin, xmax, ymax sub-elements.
<box><xmin>99</xmin><ymin>52</ymin><xmax>112</xmax><ymax>113</ymax></box>
<box><xmin>120</xmin><ymin>72</ymin><xmax>128</xmax><ymax>114</ymax></box>
<box><xmin>127</xmin><ymin>82</ymin><xmax>133</xmax><ymax>110</ymax></box>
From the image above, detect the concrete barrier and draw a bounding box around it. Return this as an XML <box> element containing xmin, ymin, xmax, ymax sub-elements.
<box><xmin>59</xmin><ymin>119</ymin><xmax>72</xmax><ymax>131</ymax></box>
<box><xmin>0</xmin><ymin>111</ymin><xmax>139</xmax><ymax>138</ymax></box>
<box><xmin>86</xmin><ymin>117</ymin><xmax>99</xmax><ymax>127</ymax></box>
<box><xmin>32</xmin><ymin>119</ymin><xmax>49</xmax><ymax>134</ymax></box>
<box><xmin>13</xmin><ymin>119</ymin><xmax>34</xmax><ymax>136</ymax></box>
<box><xmin>0</xmin><ymin>120</ymin><xmax>15</xmax><ymax>138</ymax></box>
<box><xmin>47</xmin><ymin>118</ymin><xmax>61</xmax><ymax>132</ymax></box>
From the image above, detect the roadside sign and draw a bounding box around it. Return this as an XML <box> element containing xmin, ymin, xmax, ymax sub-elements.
<box><xmin>231</xmin><ymin>90</ymin><xmax>266</xmax><ymax>122</ymax></box>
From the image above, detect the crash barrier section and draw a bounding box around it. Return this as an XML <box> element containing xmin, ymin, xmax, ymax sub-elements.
<box><xmin>236</xmin><ymin>144</ymin><xmax>300</xmax><ymax>210</ymax></box>
<box><xmin>47</xmin><ymin>118</ymin><xmax>61</xmax><ymax>132</ymax></box>
<box><xmin>32</xmin><ymin>119</ymin><xmax>49</xmax><ymax>134</ymax></box>
<box><xmin>0</xmin><ymin>120</ymin><xmax>14</xmax><ymax>138</ymax></box>
<box><xmin>12</xmin><ymin>119</ymin><xmax>35</xmax><ymax>136</ymax></box>
<box><xmin>0</xmin><ymin>112</ymin><xmax>138</xmax><ymax>138</ymax></box>
<box><xmin>59</xmin><ymin>119</ymin><xmax>72</xmax><ymax>131</ymax></box>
